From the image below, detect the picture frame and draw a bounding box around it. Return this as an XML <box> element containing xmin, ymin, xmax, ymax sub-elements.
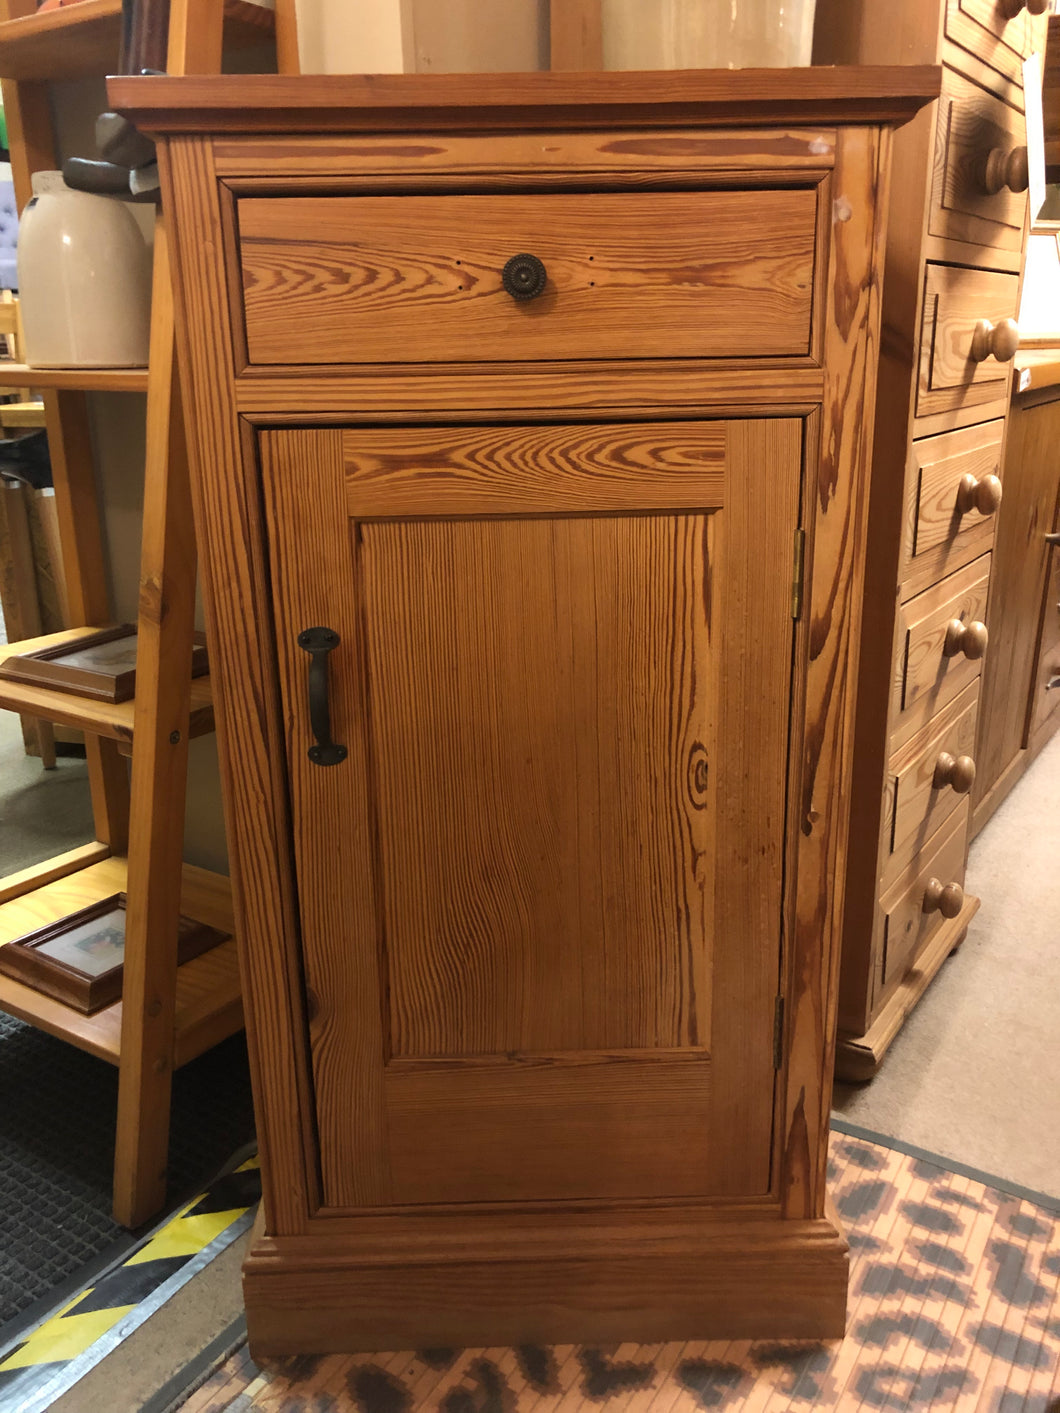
<box><xmin>0</xmin><ymin>624</ymin><xmax>208</xmax><ymax>703</ymax></box>
<box><xmin>0</xmin><ymin>894</ymin><xmax>227</xmax><ymax>1013</ymax></box>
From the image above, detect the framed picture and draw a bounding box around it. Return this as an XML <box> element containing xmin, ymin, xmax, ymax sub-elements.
<box><xmin>0</xmin><ymin>894</ymin><xmax>227</xmax><ymax>1013</ymax></box>
<box><xmin>0</xmin><ymin>625</ymin><xmax>208</xmax><ymax>703</ymax></box>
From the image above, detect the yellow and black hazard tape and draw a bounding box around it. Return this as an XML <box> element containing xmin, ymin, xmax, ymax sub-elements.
<box><xmin>0</xmin><ymin>1153</ymin><xmax>260</xmax><ymax>1413</ymax></box>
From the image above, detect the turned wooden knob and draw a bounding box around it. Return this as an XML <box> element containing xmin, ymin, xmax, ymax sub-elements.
<box><xmin>957</xmin><ymin>472</ymin><xmax>1003</xmax><ymax>515</ymax></box>
<box><xmin>944</xmin><ymin>618</ymin><xmax>989</xmax><ymax>660</ymax></box>
<box><xmin>983</xmin><ymin>145</ymin><xmax>1030</xmax><ymax>195</ymax></box>
<box><xmin>1000</xmin><ymin>0</ymin><xmax>1050</xmax><ymax>16</ymax></box>
<box><xmin>971</xmin><ymin>317</ymin><xmax>1020</xmax><ymax>363</ymax></box>
<box><xmin>923</xmin><ymin>877</ymin><xmax>965</xmax><ymax>918</ymax></box>
<box><xmin>933</xmin><ymin>751</ymin><xmax>977</xmax><ymax>793</ymax></box>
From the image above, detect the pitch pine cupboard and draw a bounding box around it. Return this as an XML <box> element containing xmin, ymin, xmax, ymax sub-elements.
<box><xmin>112</xmin><ymin>69</ymin><xmax>937</xmax><ymax>1354</ymax></box>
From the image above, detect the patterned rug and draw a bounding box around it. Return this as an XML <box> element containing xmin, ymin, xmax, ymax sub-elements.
<box><xmin>177</xmin><ymin>1127</ymin><xmax>1060</xmax><ymax>1413</ymax></box>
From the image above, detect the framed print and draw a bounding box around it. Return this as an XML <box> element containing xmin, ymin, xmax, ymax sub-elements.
<box><xmin>0</xmin><ymin>894</ymin><xmax>227</xmax><ymax>1013</ymax></box>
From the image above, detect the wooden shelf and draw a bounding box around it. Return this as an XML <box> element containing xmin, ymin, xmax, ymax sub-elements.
<box><xmin>0</xmin><ymin>628</ymin><xmax>215</xmax><ymax>745</ymax></box>
<box><xmin>0</xmin><ymin>854</ymin><xmax>242</xmax><ymax>1066</ymax></box>
<box><xmin>0</xmin><ymin>399</ymin><xmax>47</xmax><ymax>427</ymax></box>
<box><xmin>0</xmin><ymin>363</ymin><xmax>150</xmax><ymax>392</ymax></box>
<box><xmin>0</xmin><ymin>0</ymin><xmax>274</xmax><ymax>81</ymax></box>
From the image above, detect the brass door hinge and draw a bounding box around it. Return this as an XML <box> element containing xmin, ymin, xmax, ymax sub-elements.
<box><xmin>773</xmin><ymin>995</ymin><xmax>785</xmax><ymax>1070</ymax></box>
<box><xmin>791</xmin><ymin>528</ymin><xmax>806</xmax><ymax>620</ymax></box>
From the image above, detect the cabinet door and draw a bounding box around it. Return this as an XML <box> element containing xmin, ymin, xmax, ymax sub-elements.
<box><xmin>261</xmin><ymin>419</ymin><xmax>801</xmax><ymax>1210</ymax></box>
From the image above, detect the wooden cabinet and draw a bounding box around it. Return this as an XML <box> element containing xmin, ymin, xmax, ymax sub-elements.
<box><xmin>973</xmin><ymin>384</ymin><xmax>1060</xmax><ymax>824</ymax></box>
<box><xmin>814</xmin><ymin>0</ymin><xmax>1048</xmax><ymax>1082</ymax></box>
<box><xmin>111</xmin><ymin>67</ymin><xmax>936</xmax><ymax>1354</ymax></box>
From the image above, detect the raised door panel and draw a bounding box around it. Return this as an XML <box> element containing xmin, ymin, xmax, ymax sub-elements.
<box><xmin>1029</xmin><ymin>545</ymin><xmax>1060</xmax><ymax>743</ymax></box>
<box><xmin>260</xmin><ymin>419</ymin><xmax>802</xmax><ymax>1210</ymax></box>
<box><xmin>237</xmin><ymin>190</ymin><xmax>817</xmax><ymax>366</ymax></box>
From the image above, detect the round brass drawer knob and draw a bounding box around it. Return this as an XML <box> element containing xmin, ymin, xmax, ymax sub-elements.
<box><xmin>957</xmin><ymin>472</ymin><xmax>1003</xmax><ymax>516</ymax></box>
<box><xmin>944</xmin><ymin>618</ymin><xmax>989</xmax><ymax>660</ymax></box>
<box><xmin>971</xmin><ymin>317</ymin><xmax>1020</xmax><ymax>364</ymax></box>
<box><xmin>502</xmin><ymin>253</ymin><xmax>548</xmax><ymax>301</ymax></box>
<box><xmin>923</xmin><ymin>878</ymin><xmax>965</xmax><ymax>919</ymax></box>
<box><xmin>933</xmin><ymin>751</ymin><xmax>977</xmax><ymax>794</ymax></box>
<box><xmin>983</xmin><ymin>145</ymin><xmax>1029</xmax><ymax>195</ymax></box>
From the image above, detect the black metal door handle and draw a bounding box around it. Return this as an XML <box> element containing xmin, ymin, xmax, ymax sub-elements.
<box><xmin>297</xmin><ymin>626</ymin><xmax>347</xmax><ymax>767</ymax></box>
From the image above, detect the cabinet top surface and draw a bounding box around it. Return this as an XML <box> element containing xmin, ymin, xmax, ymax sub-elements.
<box><xmin>108</xmin><ymin>66</ymin><xmax>940</xmax><ymax>135</ymax></box>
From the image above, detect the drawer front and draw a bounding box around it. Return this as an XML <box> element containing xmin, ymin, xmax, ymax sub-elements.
<box><xmin>236</xmin><ymin>189</ymin><xmax>817</xmax><ymax>366</ymax></box>
<box><xmin>881</xmin><ymin>681</ymin><xmax>980</xmax><ymax>888</ymax></box>
<box><xmin>917</xmin><ymin>264</ymin><xmax>1020</xmax><ymax>418</ymax></box>
<box><xmin>879</xmin><ymin>798</ymin><xmax>971</xmax><ymax>993</ymax></box>
<box><xmin>1029</xmin><ymin>545</ymin><xmax>1060</xmax><ymax>741</ymax></box>
<box><xmin>928</xmin><ymin>68</ymin><xmax>1027</xmax><ymax>254</ymax></box>
<box><xmin>892</xmin><ymin>554</ymin><xmax>991</xmax><ymax>748</ymax></box>
<box><xmin>901</xmin><ymin>419</ymin><xmax>1005</xmax><ymax>598</ymax></box>
<box><xmin>945</xmin><ymin>0</ymin><xmax>1047</xmax><ymax>88</ymax></box>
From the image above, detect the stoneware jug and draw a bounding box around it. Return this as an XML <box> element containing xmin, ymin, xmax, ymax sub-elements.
<box><xmin>17</xmin><ymin>171</ymin><xmax>151</xmax><ymax>367</ymax></box>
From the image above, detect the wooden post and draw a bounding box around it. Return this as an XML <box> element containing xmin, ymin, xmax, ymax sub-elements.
<box><xmin>549</xmin><ymin>0</ymin><xmax>602</xmax><ymax>69</ymax></box>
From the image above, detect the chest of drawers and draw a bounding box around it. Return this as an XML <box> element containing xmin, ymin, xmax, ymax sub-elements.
<box><xmin>113</xmin><ymin>68</ymin><xmax>936</xmax><ymax>1354</ymax></box>
<box><xmin>814</xmin><ymin>0</ymin><xmax>1049</xmax><ymax>1080</ymax></box>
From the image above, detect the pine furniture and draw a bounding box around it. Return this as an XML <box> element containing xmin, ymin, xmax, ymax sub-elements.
<box><xmin>112</xmin><ymin>65</ymin><xmax>938</xmax><ymax>1352</ymax></box>
<box><xmin>814</xmin><ymin>0</ymin><xmax>1050</xmax><ymax>1081</ymax></box>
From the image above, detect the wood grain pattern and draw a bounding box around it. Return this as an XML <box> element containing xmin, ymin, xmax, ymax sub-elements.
<box><xmin>918</xmin><ymin>263</ymin><xmax>1021</xmax><ymax>417</ymax></box>
<box><xmin>900</xmin><ymin>419</ymin><xmax>1005</xmax><ymax>598</ymax></box>
<box><xmin>892</xmin><ymin>553</ymin><xmax>991</xmax><ymax>748</ymax></box>
<box><xmin>973</xmin><ymin>393</ymin><xmax>1060</xmax><ymax>821</ymax></box>
<box><xmin>164</xmin><ymin>136</ymin><xmax>317</xmax><ymax>1234</ymax></box>
<box><xmin>343</xmin><ymin>422</ymin><xmax>726</xmax><ymax>519</ymax></box>
<box><xmin>213</xmin><ymin>126</ymin><xmax>838</xmax><ymax>181</ymax></box>
<box><xmin>0</xmin><ymin>841</ymin><xmax>111</xmax><ymax>907</ymax></box>
<box><xmin>780</xmin><ymin>125</ymin><xmax>890</xmax><ymax>1221</ymax></box>
<box><xmin>944</xmin><ymin>0</ymin><xmax>1048</xmax><ymax>87</ymax></box>
<box><xmin>260</xmin><ymin>429</ymin><xmax>392</xmax><ymax>1209</ymax></box>
<box><xmin>929</xmin><ymin>66</ymin><xmax>1026</xmax><ymax>253</ymax></box>
<box><xmin>109</xmin><ymin>67</ymin><xmax>941</xmax><ymax>135</ymax></box>
<box><xmin>235</xmin><ymin>364</ymin><xmax>827</xmax><ymax>417</ymax></box>
<box><xmin>880</xmin><ymin>679</ymin><xmax>980</xmax><ymax>888</ymax></box>
<box><xmin>878</xmin><ymin>797</ymin><xmax>970</xmax><ymax>995</ymax></box>
<box><xmin>238</xmin><ymin>190</ymin><xmax>816</xmax><ymax>366</ymax></box>
<box><xmin>549</xmin><ymin>0</ymin><xmax>602</xmax><ymax>70</ymax></box>
<box><xmin>1028</xmin><ymin>542</ymin><xmax>1060</xmax><ymax>742</ymax></box>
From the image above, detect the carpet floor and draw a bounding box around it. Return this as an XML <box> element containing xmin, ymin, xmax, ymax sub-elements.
<box><xmin>833</xmin><ymin>730</ymin><xmax>1060</xmax><ymax>1199</ymax></box>
<box><xmin>176</xmin><ymin>1128</ymin><xmax>1060</xmax><ymax>1413</ymax></box>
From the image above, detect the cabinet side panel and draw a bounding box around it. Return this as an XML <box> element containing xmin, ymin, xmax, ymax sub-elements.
<box><xmin>163</xmin><ymin>138</ymin><xmax>316</xmax><ymax>1232</ymax></box>
<box><xmin>782</xmin><ymin>126</ymin><xmax>891</xmax><ymax>1218</ymax></box>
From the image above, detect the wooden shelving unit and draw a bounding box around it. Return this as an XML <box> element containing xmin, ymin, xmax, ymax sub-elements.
<box><xmin>0</xmin><ymin>0</ymin><xmax>274</xmax><ymax>80</ymax></box>
<box><xmin>0</xmin><ymin>628</ymin><xmax>215</xmax><ymax>745</ymax></box>
<box><xmin>0</xmin><ymin>855</ymin><xmax>240</xmax><ymax>1065</ymax></box>
<box><xmin>0</xmin><ymin>363</ymin><xmax>150</xmax><ymax>391</ymax></box>
<box><xmin>0</xmin><ymin>0</ymin><xmax>285</xmax><ymax>1226</ymax></box>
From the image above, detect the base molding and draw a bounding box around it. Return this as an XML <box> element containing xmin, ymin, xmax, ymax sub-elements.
<box><xmin>835</xmin><ymin>897</ymin><xmax>979</xmax><ymax>1082</ymax></box>
<box><xmin>242</xmin><ymin>1206</ymin><xmax>849</xmax><ymax>1355</ymax></box>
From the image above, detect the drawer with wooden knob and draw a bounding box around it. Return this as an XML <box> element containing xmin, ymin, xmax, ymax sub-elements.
<box><xmin>235</xmin><ymin>188</ymin><xmax>818</xmax><ymax>368</ymax></box>
<box><xmin>917</xmin><ymin>264</ymin><xmax>1020</xmax><ymax>420</ymax></box>
<box><xmin>891</xmin><ymin>552</ymin><xmax>990</xmax><ymax>748</ymax></box>
<box><xmin>900</xmin><ymin>419</ymin><xmax>1004</xmax><ymax>597</ymax></box>
<box><xmin>928</xmin><ymin>67</ymin><xmax>1027</xmax><ymax>256</ymax></box>
<box><xmin>877</xmin><ymin>796</ymin><xmax>972</xmax><ymax>994</ymax></box>
<box><xmin>945</xmin><ymin>0</ymin><xmax>1050</xmax><ymax>89</ymax></box>
<box><xmin>880</xmin><ymin>680</ymin><xmax>979</xmax><ymax>887</ymax></box>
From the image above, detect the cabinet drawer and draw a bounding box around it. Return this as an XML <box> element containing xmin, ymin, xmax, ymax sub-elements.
<box><xmin>1029</xmin><ymin>545</ymin><xmax>1060</xmax><ymax>742</ymax></box>
<box><xmin>917</xmin><ymin>264</ymin><xmax>1020</xmax><ymax>419</ymax></box>
<box><xmin>236</xmin><ymin>189</ymin><xmax>817</xmax><ymax>367</ymax></box>
<box><xmin>879</xmin><ymin>798</ymin><xmax>971</xmax><ymax>993</ymax></box>
<box><xmin>945</xmin><ymin>0</ymin><xmax>1048</xmax><ymax>89</ymax></box>
<box><xmin>901</xmin><ymin>420</ymin><xmax>1004</xmax><ymax>598</ymax></box>
<box><xmin>928</xmin><ymin>68</ymin><xmax>1027</xmax><ymax>255</ymax></box>
<box><xmin>892</xmin><ymin>554</ymin><xmax>991</xmax><ymax>748</ymax></box>
<box><xmin>881</xmin><ymin>681</ymin><xmax>979</xmax><ymax>888</ymax></box>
